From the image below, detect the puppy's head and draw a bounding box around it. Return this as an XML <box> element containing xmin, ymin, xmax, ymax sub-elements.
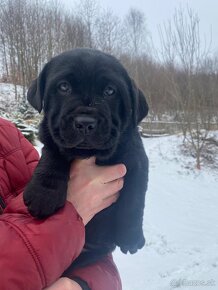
<box><xmin>28</xmin><ymin>48</ymin><xmax>148</xmax><ymax>159</ymax></box>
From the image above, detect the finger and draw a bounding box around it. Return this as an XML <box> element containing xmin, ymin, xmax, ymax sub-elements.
<box><xmin>101</xmin><ymin>178</ymin><xmax>124</xmax><ymax>198</ymax></box>
<box><xmin>45</xmin><ymin>278</ymin><xmax>82</xmax><ymax>290</ymax></box>
<box><xmin>103</xmin><ymin>191</ymin><xmax>120</xmax><ymax>201</ymax></box>
<box><xmin>44</xmin><ymin>278</ymin><xmax>64</xmax><ymax>289</ymax></box>
<box><xmin>98</xmin><ymin>192</ymin><xmax>120</xmax><ymax>212</ymax></box>
<box><xmin>98</xmin><ymin>164</ymin><xmax>126</xmax><ymax>184</ymax></box>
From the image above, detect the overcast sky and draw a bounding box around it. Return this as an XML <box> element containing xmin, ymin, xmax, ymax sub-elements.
<box><xmin>62</xmin><ymin>0</ymin><xmax>218</xmax><ymax>53</ymax></box>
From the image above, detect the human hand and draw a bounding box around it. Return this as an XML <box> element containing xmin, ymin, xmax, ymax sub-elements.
<box><xmin>67</xmin><ymin>157</ymin><xmax>126</xmax><ymax>225</ymax></box>
<box><xmin>44</xmin><ymin>277</ymin><xmax>82</xmax><ymax>290</ymax></box>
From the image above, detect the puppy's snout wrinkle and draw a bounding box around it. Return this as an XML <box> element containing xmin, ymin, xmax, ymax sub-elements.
<box><xmin>74</xmin><ymin>115</ymin><xmax>97</xmax><ymax>135</ymax></box>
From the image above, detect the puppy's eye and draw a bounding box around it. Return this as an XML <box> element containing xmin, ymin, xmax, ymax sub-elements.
<box><xmin>58</xmin><ymin>82</ymin><xmax>71</xmax><ymax>93</ymax></box>
<box><xmin>103</xmin><ymin>86</ymin><xmax>116</xmax><ymax>97</ymax></box>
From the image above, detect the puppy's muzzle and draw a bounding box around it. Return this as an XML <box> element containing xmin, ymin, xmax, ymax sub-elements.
<box><xmin>73</xmin><ymin>115</ymin><xmax>97</xmax><ymax>136</ymax></box>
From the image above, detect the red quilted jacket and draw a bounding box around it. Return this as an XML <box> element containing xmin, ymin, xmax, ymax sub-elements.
<box><xmin>0</xmin><ymin>117</ymin><xmax>121</xmax><ymax>290</ymax></box>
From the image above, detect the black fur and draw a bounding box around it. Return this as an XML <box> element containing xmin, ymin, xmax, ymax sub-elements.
<box><xmin>23</xmin><ymin>48</ymin><xmax>149</xmax><ymax>268</ymax></box>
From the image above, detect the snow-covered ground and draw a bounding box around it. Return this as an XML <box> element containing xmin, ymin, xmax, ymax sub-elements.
<box><xmin>114</xmin><ymin>135</ymin><xmax>218</xmax><ymax>290</ymax></box>
<box><xmin>0</xmin><ymin>82</ymin><xmax>23</xmax><ymax>113</ymax></box>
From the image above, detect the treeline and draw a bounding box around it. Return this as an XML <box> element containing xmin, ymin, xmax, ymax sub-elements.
<box><xmin>0</xmin><ymin>0</ymin><xmax>147</xmax><ymax>92</ymax></box>
<box><xmin>0</xmin><ymin>0</ymin><xmax>217</xmax><ymax>118</ymax></box>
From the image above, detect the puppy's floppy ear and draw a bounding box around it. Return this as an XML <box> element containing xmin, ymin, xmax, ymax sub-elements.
<box><xmin>27</xmin><ymin>64</ymin><xmax>48</xmax><ymax>113</ymax></box>
<box><xmin>131</xmin><ymin>79</ymin><xmax>149</xmax><ymax>125</ymax></box>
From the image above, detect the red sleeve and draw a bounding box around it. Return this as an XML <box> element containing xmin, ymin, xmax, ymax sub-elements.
<box><xmin>66</xmin><ymin>254</ymin><xmax>122</xmax><ymax>290</ymax></box>
<box><xmin>0</xmin><ymin>124</ymin><xmax>85</xmax><ymax>290</ymax></box>
<box><xmin>0</xmin><ymin>195</ymin><xmax>85</xmax><ymax>290</ymax></box>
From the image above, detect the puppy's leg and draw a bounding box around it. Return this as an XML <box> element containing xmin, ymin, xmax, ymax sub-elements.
<box><xmin>115</xmin><ymin>160</ymin><xmax>148</xmax><ymax>254</ymax></box>
<box><xmin>23</xmin><ymin>147</ymin><xmax>70</xmax><ymax>218</ymax></box>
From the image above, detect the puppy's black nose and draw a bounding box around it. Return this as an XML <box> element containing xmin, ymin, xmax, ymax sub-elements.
<box><xmin>74</xmin><ymin>115</ymin><xmax>97</xmax><ymax>135</ymax></box>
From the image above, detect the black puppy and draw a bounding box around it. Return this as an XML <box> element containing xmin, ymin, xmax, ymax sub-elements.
<box><xmin>24</xmin><ymin>48</ymin><xmax>149</xmax><ymax>268</ymax></box>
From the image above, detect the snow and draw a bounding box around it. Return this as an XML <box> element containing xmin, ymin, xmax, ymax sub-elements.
<box><xmin>114</xmin><ymin>135</ymin><xmax>218</xmax><ymax>290</ymax></box>
<box><xmin>0</xmin><ymin>82</ymin><xmax>23</xmax><ymax>98</ymax></box>
<box><xmin>0</xmin><ymin>83</ymin><xmax>28</xmax><ymax>121</ymax></box>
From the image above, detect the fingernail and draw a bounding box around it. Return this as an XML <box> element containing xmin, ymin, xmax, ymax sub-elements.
<box><xmin>119</xmin><ymin>164</ymin><xmax>127</xmax><ymax>176</ymax></box>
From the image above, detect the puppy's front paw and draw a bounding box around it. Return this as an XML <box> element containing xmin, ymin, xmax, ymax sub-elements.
<box><xmin>116</xmin><ymin>228</ymin><xmax>145</xmax><ymax>254</ymax></box>
<box><xmin>23</xmin><ymin>183</ymin><xmax>66</xmax><ymax>219</ymax></box>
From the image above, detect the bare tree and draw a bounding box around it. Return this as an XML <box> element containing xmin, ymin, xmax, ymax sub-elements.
<box><xmin>62</xmin><ymin>14</ymin><xmax>87</xmax><ymax>50</ymax></box>
<box><xmin>159</xmin><ymin>6</ymin><xmax>216</xmax><ymax>169</ymax></box>
<box><xmin>0</xmin><ymin>0</ymin><xmax>91</xmax><ymax>92</ymax></box>
<box><xmin>124</xmin><ymin>8</ymin><xmax>147</xmax><ymax>56</ymax></box>
<box><xmin>76</xmin><ymin>0</ymin><xmax>99</xmax><ymax>48</ymax></box>
<box><xmin>95</xmin><ymin>8</ymin><xmax>121</xmax><ymax>54</ymax></box>
<box><xmin>123</xmin><ymin>8</ymin><xmax>147</xmax><ymax>82</ymax></box>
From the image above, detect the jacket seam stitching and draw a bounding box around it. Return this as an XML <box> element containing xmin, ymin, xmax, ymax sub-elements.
<box><xmin>0</xmin><ymin>147</ymin><xmax>21</xmax><ymax>158</ymax></box>
<box><xmin>2</xmin><ymin>219</ymin><xmax>46</xmax><ymax>286</ymax></box>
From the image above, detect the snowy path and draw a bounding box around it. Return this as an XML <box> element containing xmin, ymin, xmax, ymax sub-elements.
<box><xmin>114</xmin><ymin>135</ymin><xmax>218</xmax><ymax>290</ymax></box>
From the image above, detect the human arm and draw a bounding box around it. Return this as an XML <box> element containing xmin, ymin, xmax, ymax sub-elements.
<box><xmin>0</xmin><ymin>158</ymin><xmax>123</xmax><ymax>290</ymax></box>
<box><xmin>0</xmin><ymin>194</ymin><xmax>85</xmax><ymax>290</ymax></box>
<box><xmin>0</xmin><ymin>121</ymin><xmax>85</xmax><ymax>290</ymax></box>
<box><xmin>0</xmin><ymin>119</ymin><xmax>125</xmax><ymax>290</ymax></box>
